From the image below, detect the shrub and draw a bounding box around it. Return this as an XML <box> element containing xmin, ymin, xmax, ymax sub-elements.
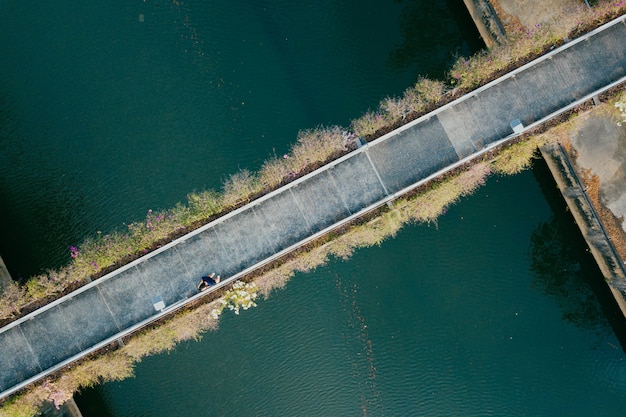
<box><xmin>222</xmin><ymin>169</ymin><xmax>262</xmax><ymax>208</ymax></box>
<box><xmin>351</xmin><ymin>111</ymin><xmax>388</xmax><ymax>137</ymax></box>
<box><xmin>259</xmin><ymin>155</ymin><xmax>295</xmax><ymax>188</ymax></box>
<box><xmin>290</xmin><ymin>126</ymin><xmax>348</xmax><ymax>168</ymax></box>
<box><xmin>491</xmin><ymin>137</ymin><xmax>546</xmax><ymax>174</ymax></box>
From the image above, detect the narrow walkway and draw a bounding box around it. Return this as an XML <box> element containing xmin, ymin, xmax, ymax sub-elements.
<box><xmin>2</xmin><ymin>15</ymin><xmax>626</xmax><ymax>400</ymax></box>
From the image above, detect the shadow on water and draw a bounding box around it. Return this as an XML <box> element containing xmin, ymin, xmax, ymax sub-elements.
<box><xmin>387</xmin><ymin>0</ymin><xmax>484</xmax><ymax>78</ymax></box>
<box><xmin>530</xmin><ymin>154</ymin><xmax>626</xmax><ymax>351</ymax></box>
<box><xmin>73</xmin><ymin>389</ymin><xmax>115</xmax><ymax>417</ymax></box>
<box><xmin>0</xmin><ymin>173</ymin><xmax>84</xmax><ymax>280</ymax></box>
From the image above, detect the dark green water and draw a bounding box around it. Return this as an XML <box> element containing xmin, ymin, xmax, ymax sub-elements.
<box><xmin>1</xmin><ymin>0</ymin><xmax>625</xmax><ymax>416</ymax></box>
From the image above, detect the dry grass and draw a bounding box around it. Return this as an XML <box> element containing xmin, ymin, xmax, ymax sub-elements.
<box><xmin>221</xmin><ymin>169</ymin><xmax>262</xmax><ymax>208</ymax></box>
<box><xmin>491</xmin><ymin>136</ymin><xmax>548</xmax><ymax>174</ymax></box>
<box><xmin>351</xmin><ymin>78</ymin><xmax>447</xmax><ymax>137</ymax></box>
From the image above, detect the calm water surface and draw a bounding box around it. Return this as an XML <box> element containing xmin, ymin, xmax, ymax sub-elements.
<box><xmin>1</xmin><ymin>0</ymin><xmax>625</xmax><ymax>416</ymax></box>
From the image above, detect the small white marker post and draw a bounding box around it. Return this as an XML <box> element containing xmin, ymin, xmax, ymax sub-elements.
<box><xmin>152</xmin><ymin>295</ymin><xmax>165</xmax><ymax>312</ymax></box>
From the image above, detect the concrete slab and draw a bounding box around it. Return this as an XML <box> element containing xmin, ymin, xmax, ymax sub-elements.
<box><xmin>516</xmin><ymin>58</ymin><xmax>577</xmax><ymax>120</ymax></box>
<box><xmin>580</xmin><ymin>21</ymin><xmax>626</xmax><ymax>77</ymax></box>
<box><xmin>173</xmin><ymin>231</ymin><xmax>225</xmax><ymax>280</ymax></box>
<box><xmin>212</xmin><ymin>209</ymin><xmax>275</xmax><ymax>273</ymax></box>
<box><xmin>494</xmin><ymin>0</ymin><xmax>579</xmax><ymax>30</ymax></box>
<box><xmin>135</xmin><ymin>248</ymin><xmax>196</xmax><ymax>307</ymax></box>
<box><xmin>368</xmin><ymin>117</ymin><xmax>458</xmax><ymax>192</ymax></box>
<box><xmin>57</xmin><ymin>289</ymin><xmax>120</xmax><ymax>350</ymax></box>
<box><xmin>20</xmin><ymin>306</ymin><xmax>82</xmax><ymax>371</ymax></box>
<box><xmin>252</xmin><ymin>190</ymin><xmax>312</xmax><ymax>253</ymax></box>
<box><xmin>555</xmin><ymin>46</ymin><xmax>606</xmax><ymax>100</ymax></box>
<box><xmin>0</xmin><ymin>326</ymin><xmax>41</xmax><ymax>391</ymax></box>
<box><xmin>471</xmin><ymin>77</ymin><xmax>529</xmax><ymax>141</ymax></box>
<box><xmin>98</xmin><ymin>266</ymin><xmax>155</xmax><ymax>330</ymax></box>
<box><xmin>570</xmin><ymin>114</ymin><xmax>626</xmax><ymax>233</ymax></box>
<box><xmin>437</xmin><ymin>97</ymin><xmax>482</xmax><ymax>158</ymax></box>
<box><xmin>327</xmin><ymin>152</ymin><xmax>387</xmax><ymax>213</ymax></box>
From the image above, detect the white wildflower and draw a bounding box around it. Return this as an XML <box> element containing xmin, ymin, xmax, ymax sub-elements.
<box><xmin>615</xmin><ymin>100</ymin><xmax>626</xmax><ymax>126</ymax></box>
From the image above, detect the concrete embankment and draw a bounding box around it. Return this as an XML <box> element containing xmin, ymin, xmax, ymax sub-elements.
<box><xmin>462</xmin><ymin>0</ymin><xmax>506</xmax><ymax>47</ymax></box>
<box><xmin>40</xmin><ymin>398</ymin><xmax>83</xmax><ymax>417</ymax></box>
<box><xmin>462</xmin><ymin>0</ymin><xmax>583</xmax><ymax>45</ymax></box>
<box><xmin>465</xmin><ymin>0</ymin><xmax>626</xmax><ymax>323</ymax></box>
<box><xmin>540</xmin><ymin>141</ymin><xmax>626</xmax><ymax>319</ymax></box>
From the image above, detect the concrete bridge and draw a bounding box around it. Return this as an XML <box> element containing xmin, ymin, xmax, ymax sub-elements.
<box><xmin>2</xmin><ymin>15</ymin><xmax>626</xmax><ymax>400</ymax></box>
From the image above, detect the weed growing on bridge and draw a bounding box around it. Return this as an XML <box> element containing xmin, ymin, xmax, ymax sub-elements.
<box><xmin>0</xmin><ymin>160</ymin><xmax>502</xmax><ymax>417</ymax></box>
<box><xmin>0</xmin><ymin>299</ymin><xmax>223</xmax><ymax>417</ymax></box>
<box><xmin>257</xmin><ymin>162</ymin><xmax>492</xmax><ymax>297</ymax></box>
<box><xmin>0</xmin><ymin>115</ymin><xmax>605</xmax><ymax>415</ymax></box>
<box><xmin>0</xmin><ymin>127</ymin><xmax>352</xmax><ymax>324</ymax></box>
<box><xmin>209</xmin><ymin>281</ymin><xmax>259</xmax><ymax>318</ymax></box>
<box><xmin>450</xmin><ymin>1</ymin><xmax>626</xmax><ymax>90</ymax></box>
<box><xmin>491</xmin><ymin>136</ymin><xmax>548</xmax><ymax>175</ymax></box>
<box><xmin>351</xmin><ymin>78</ymin><xmax>446</xmax><ymax>137</ymax></box>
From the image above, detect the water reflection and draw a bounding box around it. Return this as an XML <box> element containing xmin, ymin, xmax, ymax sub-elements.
<box><xmin>529</xmin><ymin>217</ymin><xmax>606</xmax><ymax>330</ymax></box>
<box><xmin>387</xmin><ymin>0</ymin><xmax>484</xmax><ymax>77</ymax></box>
<box><xmin>530</xmin><ymin>158</ymin><xmax>626</xmax><ymax>350</ymax></box>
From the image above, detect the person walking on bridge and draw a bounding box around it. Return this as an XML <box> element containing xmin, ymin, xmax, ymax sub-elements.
<box><xmin>198</xmin><ymin>272</ymin><xmax>220</xmax><ymax>291</ymax></box>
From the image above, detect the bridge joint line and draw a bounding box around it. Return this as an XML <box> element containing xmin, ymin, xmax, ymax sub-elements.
<box><xmin>327</xmin><ymin>168</ymin><xmax>353</xmax><ymax>216</ymax></box>
<box><xmin>174</xmin><ymin>246</ymin><xmax>193</xmax><ymax>282</ymax></box>
<box><xmin>19</xmin><ymin>324</ymin><xmax>43</xmax><ymax>375</ymax></box>
<box><xmin>363</xmin><ymin>149</ymin><xmax>390</xmax><ymax>196</ymax></box>
<box><xmin>96</xmin><ymin>285</ymin><xmax>123</xmax><ymax>333</ymax></box>
<box><xmin>251</xmin><ymin>205</ymin><xmax>276</xmax><ymax>251</ymax></box>
<box><xmin>288</xmin><ymin>188</ymin><xmax>314</xmax><ymax>233</ymax></box>
<box><xmin>211</xmin><ymin>227</ymin><xmax>230</xmax><ymax>263</ymax></box>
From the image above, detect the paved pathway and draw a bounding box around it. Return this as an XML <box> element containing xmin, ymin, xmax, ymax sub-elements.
<box><xmin>2</xmin><ymin>15</ymin><xmax>626</xmax><ymax>399</ymax></box>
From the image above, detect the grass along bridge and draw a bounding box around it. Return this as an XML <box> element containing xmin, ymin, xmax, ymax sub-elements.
<box><xmin>2</xmin><ymin>14</ymin><xmax>626</xmax><ymax>401</ymax></box>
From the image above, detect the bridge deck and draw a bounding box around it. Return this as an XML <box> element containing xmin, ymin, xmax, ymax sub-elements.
<box><xmin>2</xmin><ymin>16</ymin><xmax>626</xmax><ymax>399</ymax></box>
